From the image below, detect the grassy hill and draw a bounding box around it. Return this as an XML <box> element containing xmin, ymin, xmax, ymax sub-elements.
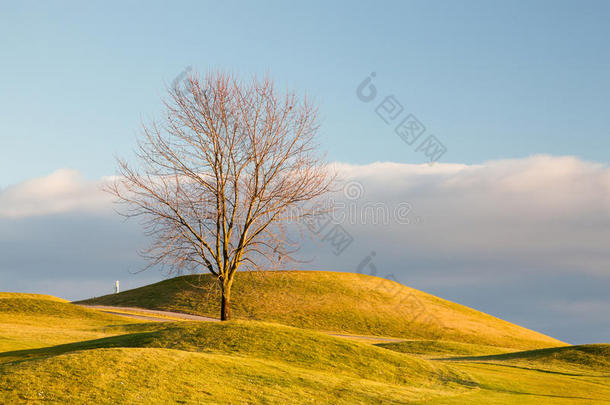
<box><xmin>0</xmin><ymin>319</ymin><xmax>475</xmax><ymax>404</ymax></box>
<box><xmin>2</xmin><ymin>278</ymin><xmax>610</xmax><ymax>404</ymax></box>
<box><xmin>78</xmin><ymin>271</ymin><xmax>564</xmax><ymax>350</ymax></box>
<box><xmin>445</xmin><ymin>344</ymin><xmax>610</xmax><ymax>375</ymax></box>
<box><xmin>0</xmin><ymin>294</ymin><xmax>139</xmax><ymax>352</ymax></box>
<box><xmin>423</xmin><ymin>344</ymin><xmax>610</xmax><ymax>404</ymax></box>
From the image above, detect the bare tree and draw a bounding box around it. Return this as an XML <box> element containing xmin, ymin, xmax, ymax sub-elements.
<box><xmin>107</xmin><ymin>71</ymin><xmax>334</xmax><ymax>320</ymax></box>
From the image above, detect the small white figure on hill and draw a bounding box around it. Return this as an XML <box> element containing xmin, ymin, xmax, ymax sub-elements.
<box><xmin>114</xmin><ymin>280</ymin><xmax>120</xmax><ymax>294</ymax></box>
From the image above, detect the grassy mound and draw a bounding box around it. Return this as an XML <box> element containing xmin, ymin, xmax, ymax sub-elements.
<box><xmin>0</xmin><ymin>295</ymin><xmax>138</xmax><ymax>352</ymax></box>
<box><xmin>424</xmin><ymin>361</ymin><xmax>610</xmax><ymax>404</ymax></box>
<box><xmin>0</xmin><ymin>348</ymin><xmax>475</xmax><ymax>404</ymax></box>
<box><xmin>0</xmin><ymin>297</ymin><xmax>123</xmax><ymax>321</ymax></box>
<box><xmin>0</xmin><ymin>321</ymin><xmax>470</xmax><ymax>387</ymax></box>
<box><xmin>79</xmin><ymin>271</ymin><xmax>564</xmax><ymax>350</ymax></box>
<box><xmin>0</xmin><ymin>321</ymin><xmax>476</xmax><ymax>404</ymax></box>
<box><xmin>0</xmin><ymin>292</ymin><xmax>67</xmax><ymax>302</ymax></box>
<box><xmin>449</xmin><ymin>344</ymin><xmax>610</xmax><ymax>375</ymax></box>
<box><xmin>2</xmin><ymin>289</ymin><xmax>610</xmax><ymax>403</ymax></box>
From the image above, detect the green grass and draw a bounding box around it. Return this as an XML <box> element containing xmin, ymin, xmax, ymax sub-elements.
<box><xmin>0</xmin><ymin>348</ymin><xmax>471</xmax><ymax>404</ymax></box>
<box><xmin>78</xmin><ymin>271</ymin><xmax>564</xmax><ymax>350</ymax></box>
<box><xmin>420</xmin><ymin>362</ymin><xmax>610</xmax><ymax>405</ymax></box>
<box><xmin>0</xmin><ymin>295</ymin><xmax>140</xmax><ymax>352</ymax></box>
<box><xmin>445</xmin><ymin>344</ymin><xmax>610</xmax><ymax>375</ymax></box>
<box><xmin>414</xmin><ymin>344</ymin><xmax>610</xmax><ymax>404</ymax></box>
<box><xmin>0</xmin><ymin>292</ymin><xmax>68</xmax><ymax>302</ymax></box>
<box><xmin>0</xmin><ymin>321</ymin><xmax>470</xmax><ymax>387</ymax></box>
<box><xmin>376</xmin><ymin>340</ymin><xmax>515</xmax><ymax>357</ymax></box>
<box><xmin>0</xmin><ymin>318</ymin><xmax>475</xmax><ymax>404</ymax></box>
<box><xmin>2</xmin><ymin>271</ymin><xmax>610</xmax><ymax>404</ymax></box>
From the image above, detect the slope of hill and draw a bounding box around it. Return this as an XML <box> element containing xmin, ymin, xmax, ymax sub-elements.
<box><xmin>0</xmin><ymin>319</ymin><xmax>475</xmax><ymax>404</ymax></box>
<box><xmin>0</xmin><ymin>292</ymin><xmax>68</xmax><ymax>302</ymax></box>
<box><xmin>78</xmin><ymin>271</ymin><xmax>564</xmax><ymax>350</ymax></box>
<box><xmin>0</xmin><ymin>294</ymin><xmax>139</xmax><ymax>352</ymax></box>
<box><xmin>446</xmin><ymin>344</ymin><xmax>610</xmax><ymax>375</ymax></box>
<box><xmin>2</xmin><ymin>290</ymin><xmax>609</xmax><ymax>404</ymax></box>
<box><xmin>375</xmin><ymin>340</ymin><xmax>514</xmax><ymax>357</ymax></box>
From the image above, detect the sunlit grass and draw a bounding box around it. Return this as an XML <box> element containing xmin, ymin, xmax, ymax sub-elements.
<box><xmin>376</xmin><ymin>339</ymin><xmax>515</xmax><ymax>358</ymax></box>
<box><xmin>0</xmin><ymin>296</ymin><xmax>140</xmax><ymax>352</ymax></box>
<box><xmin>78</xmin><ymin>271</ymin><xmax>565</xmax><ymax>350</ymax></box>
<box><xmin>2</xmin><ymin>272</ymin><xmax>609</xmax><ymax>404</ymax></box>
<box><xmin>0</xmin><ymin>348</ymin><xmax>469</xmax><ymax>404</ymax></box>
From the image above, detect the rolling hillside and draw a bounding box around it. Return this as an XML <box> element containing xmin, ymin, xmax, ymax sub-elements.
<box><xmin>0</xmin><ymin>294</ymin><xmax>138</xmax><ymax>352</ymax></box>
<box><xmin>1</xmin><ymin>273</ymin><xmax>609</xmax><ymax>404</ymax></box>
<box><xmin>79</xmin><ymin>271</ymin><xmax>564</xmax><ymax>350</ymax></box>
<box><xmin>0</xmin><ymin>319</ymin><xmax>475</xmax><ymax>404</ymax></box>
<box><xmin>445</xmin><ymin>344</ymin><xmax>610</xmax><ymax>374</ymax></box>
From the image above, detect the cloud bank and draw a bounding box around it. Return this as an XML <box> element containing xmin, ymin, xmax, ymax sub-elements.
<box><xmin>0</xmin><ymin>155</ymin><xmax>608</xmax><ymax>343</ymax></box>
<box><xmin>333</xmin><ymin>155</ymin><xmax>610</xmax><ymax>276</ymax></box>
<box><xmin>0</xmin><ymin>169</ymin><xmax>114</xmax><ymax>218</ymax></box>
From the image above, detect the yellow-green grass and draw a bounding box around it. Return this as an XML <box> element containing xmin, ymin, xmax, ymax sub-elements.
<box><xmin>6</xmin><ymin>349</ymin><xmax>610</xmax><ymax>405</ymax></box>
<box><xmin>0</xmin><ymin>295</ymin><xmax>141</xmax><ymax>352</ymax></box>
<box><xmin>419</xmin><ymin>362</ymin><xmax>610</xmax><ymax>404</ymax></box>
<box><xmin>444</xmin><ymin>344</ymin><xmax>610</xmax><ymax>375</ymax></box>
<box><xmin>412</xmin><ymin>344</ymin><xmax>610</xmax><ymax>404</ymax></box>
<box><xmin>2</xmin><ymin>291</ymin><xmax>610</xmax><ymax>404</ymax></box>
<box><xmin>0</xmin><ymin>320</ymin><xmax>476</xmax><ymax>404</ymax></box>
<box><xmin>0</xmin><ymin>348</ymin><xmax>472</xmax><ymax>404</ymax></box>
<box><xmin>0</xmin><ymin>321</ymin><xmax>467</xmax><ymax>385</ymax></box>
<box><xmin>0</xmin><ymin>292</ymin><xmax>67</xmax><ymax>302</ymax></box>
<box><xmin>78</xmin><ymin>271</ymin><xmax>565</xmax><ymax>350</ymax></box>
<box><xmin>377</xmin><ymin>340</ymin><xmax>516</xmax><ymax>358</ymax></box>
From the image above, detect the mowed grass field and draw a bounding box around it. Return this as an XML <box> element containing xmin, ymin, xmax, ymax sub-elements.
<box><xmin>78</xmin><ymin>271</ymin><xmax>564</xmax><ymax>350</ymax></box>
<box><xmin>1</xmin><ymin>271</ymin><xmax>609</xmax><ymax>404</ymax></box>
<box><xmin>0</xmin><ymin>293</ymin><xmax>137</xmax><ymax>352</ymax></box>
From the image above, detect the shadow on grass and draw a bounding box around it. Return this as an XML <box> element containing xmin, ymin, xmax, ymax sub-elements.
<box><xmin>436</xmin><ymin>344</ymin><xmax>610</xmax><ymax>378</ymax></box>
<box><xmin>0</xmin><ymin>322</ymin><xmax>185</xmax><ymax>366</ymax></box>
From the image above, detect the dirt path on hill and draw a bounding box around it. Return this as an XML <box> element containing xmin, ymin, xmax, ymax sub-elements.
<box><xmin>77</xmin><ymin>305</ymin><xmax>219</xmax><ymax>322</ymax></box>
<box><xmin>78</xmin><ymin>304</ymin><xmax>405</xmax><ymax>343</ymax></box>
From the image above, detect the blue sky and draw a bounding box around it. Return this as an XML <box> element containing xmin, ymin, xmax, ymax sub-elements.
<box><xmin>1</xmin><ymin>1</ymin><xmax>610</xmax><ymax>344</ymax></box>
<box><xmin>2</xmin><ymin>0</ymin><xmax>609</xmax><ymax>186</ymax></box>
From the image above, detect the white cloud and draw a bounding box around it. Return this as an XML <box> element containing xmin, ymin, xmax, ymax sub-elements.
<box><xmin>1</xmin><ymin>156</ymin><xmax>608</xmax><ymax>276</ymax></box>
<box><xmin>0</xmin><ymin>156</ymin><xmax>609</xmax><ymax>341</ymax></box>
<box><xmin>330</xmin><ymin>155</ymin><xmax>610</xmax><ymax>276</ymax></box>
<box><xmin>0</xmin><ymin>169</ymin><xmax>113</xmax><ymax>218</ymax></box>
<box><xmin>2</xmin><ymin>156</ymin><xmax>608</xmax><ymax>265</ymax></box>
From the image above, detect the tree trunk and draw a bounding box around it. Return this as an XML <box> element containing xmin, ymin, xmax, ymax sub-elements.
<box><xmin>220</xmin><ymin>288</ymin><xmax>231</xmax><ymax>321</ymax></box>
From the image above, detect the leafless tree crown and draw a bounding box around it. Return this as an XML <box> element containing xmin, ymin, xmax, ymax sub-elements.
<box><xmin>108</xmin><ymin>71</ymin><xmax>334</xmax><ymax>294</ymax></box>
